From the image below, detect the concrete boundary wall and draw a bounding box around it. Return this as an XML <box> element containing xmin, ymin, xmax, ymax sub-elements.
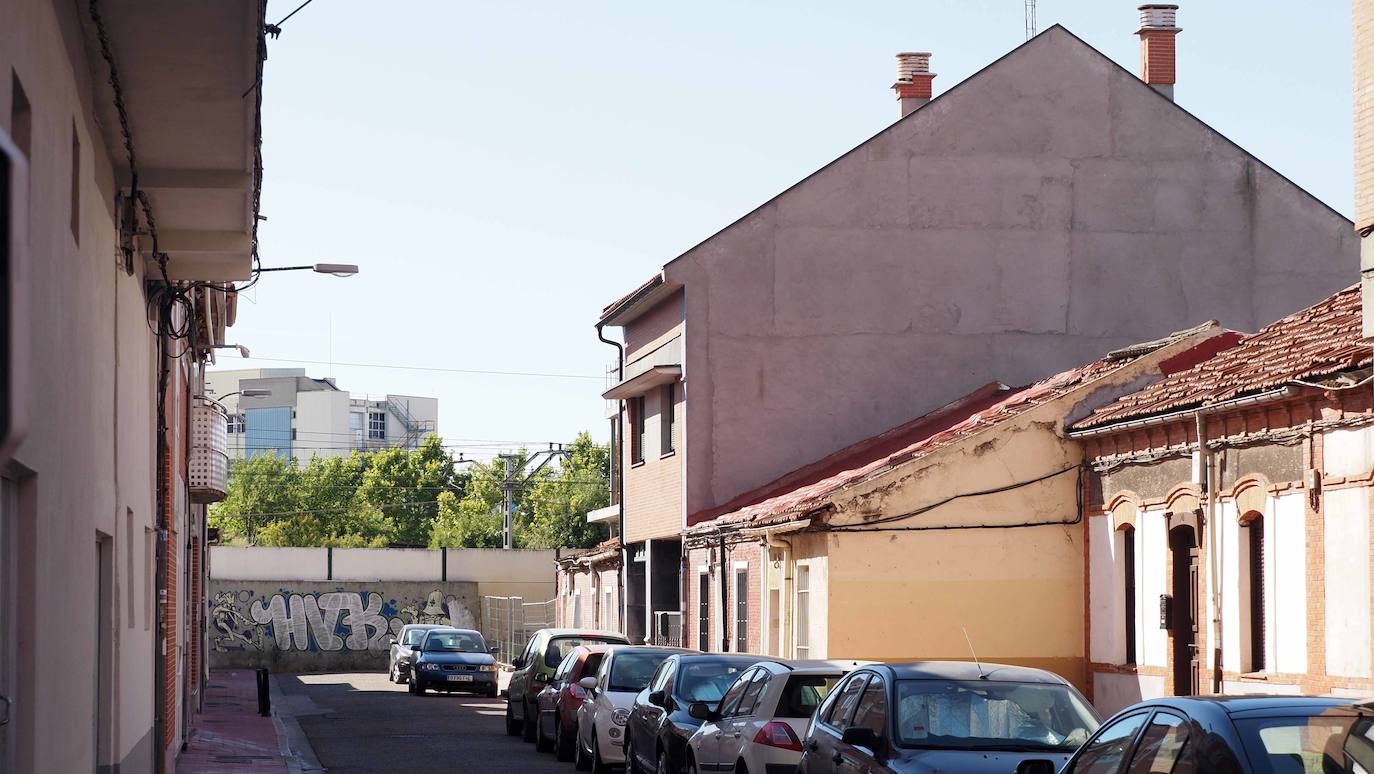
<box><xmin>210</xmin><ymin>545</ymin><xmax>555</xmax><ymax>586</ymax></box>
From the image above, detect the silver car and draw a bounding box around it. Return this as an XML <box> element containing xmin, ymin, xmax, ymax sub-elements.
<box><xmin>388</xmin><ymin>623</ymin><xmax>446</xmax><ymax>684</ymax></box>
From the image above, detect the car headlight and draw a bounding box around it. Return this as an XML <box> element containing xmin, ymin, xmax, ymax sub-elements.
<box><xmin>421</xmin><ymin>663</ymin><xmax>441</xmax><ymax>671</ymax></box>
<box><xmin>612</xmin><ymin>709</ymin><xmax>629</xmax><ymax>726</ymax></box>
<box><xmin>479</xmin><ymin>664</ymin><xmax>498</xmax><ymax>673</ymax></box>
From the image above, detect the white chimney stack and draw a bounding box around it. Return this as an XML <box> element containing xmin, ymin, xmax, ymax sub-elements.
<box><xmin>892</xmin><ymin>52</ymin><xmax>936</xmax><ymax>117</ymax></box>
<box><xmin>1136</xmin><ymin>4</ymin><xmax>1180</xmax><ymax>100</ymax></box>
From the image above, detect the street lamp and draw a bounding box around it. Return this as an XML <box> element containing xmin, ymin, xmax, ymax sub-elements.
<box><xmin>196</xmin><ymin>387</ymin><xmax>270</xmax><ymax>410</ymax></box>
<box><xmin>257</xmin><ymin>263</ymin><xmax>359</xmax><ymax>277</ymax></box>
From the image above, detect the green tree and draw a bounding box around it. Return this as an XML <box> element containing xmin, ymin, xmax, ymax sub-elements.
<box><xmin>209</xmin><ymin>453</ymin><xmax>300</xmax><ymax>544</ymax></box>
<box><xmin>428</xmin><ymin>448</ymin><xmax>541</xmax><ymax>548</ymax></box>
<box><xmin>523</xmin><ymin>433</ymin><xmax>610</xmax><ymax>550</ymax></box>
<box><xmin>356</xmin><ymin>434</ymin><xmax>459</xmax><ymax>545</ymax></box>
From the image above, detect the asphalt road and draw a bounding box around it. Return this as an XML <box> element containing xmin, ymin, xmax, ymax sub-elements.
<box><xmin>276</xmin><ymin>672</ymin><xmax>574</xmax><ymax>774</ymax></box>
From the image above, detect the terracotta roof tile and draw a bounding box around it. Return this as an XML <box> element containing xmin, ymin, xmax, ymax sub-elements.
<box><xmin>1073</xmin><ymin>285</ymin><xmax>1368</xmax><ymax>430</ymax></box>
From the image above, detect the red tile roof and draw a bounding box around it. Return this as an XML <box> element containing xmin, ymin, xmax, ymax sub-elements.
<box><xmin>558</xmin><ymin>536</ymin><xmax>622</xmax><ymax>566</ymax></box>
<box><xmin>1073</xmin><ymin>285</ymin><xmax>1369</xmax><ymax>430</ymax></box>
<box><xmin>687</xmin><ymin>351</ymin><xmax>1165</xmax><ymax>535</ymax></box>
<box><xmin>599</xmin><ymin>274</ymin><xmax>663</xmax><ymax>321</ymax></box>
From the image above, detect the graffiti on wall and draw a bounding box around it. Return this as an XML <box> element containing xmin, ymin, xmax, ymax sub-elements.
<box><xmin>211</xmin><ymin>587</ymin><xmax>477</xmax><ymax>653</ymax></box>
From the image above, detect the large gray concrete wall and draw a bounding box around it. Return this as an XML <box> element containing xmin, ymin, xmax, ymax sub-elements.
<box><xmin>209</xmin><ymin>580</ymin><xmax>480</xmax><ymax>671</ymax></box>
<box><xmin>665</xmin><ymin>26</ymin><xmax>1358</xmax><ymax>518</ymax></box>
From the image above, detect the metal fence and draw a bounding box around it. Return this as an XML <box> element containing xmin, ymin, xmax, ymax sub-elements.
<box><xmin>481</xmin><ymin>596</ymin><xmax>557</xmax><ymax>665</ymax></box>
<box><xmin>650</xmin><ymin>610</ymin><xmax>682</xmax><ymax>647</ymax></box>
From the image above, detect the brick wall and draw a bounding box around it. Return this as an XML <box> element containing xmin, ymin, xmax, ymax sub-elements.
<box><xmin>684</xmin><ymin>542</ymin><xmax>764</xmax><ymax>654</ymax></box>
<box><xmin>624</xmin><ymin>383</ymin><xmax>682</xmax><ymax>543</ymax></box>
<box><xmin>1357</xmin><ymin>0</ymin><xmax>1374</xmax><ymax>231</ymax></box>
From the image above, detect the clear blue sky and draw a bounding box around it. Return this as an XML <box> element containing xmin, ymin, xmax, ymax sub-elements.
<box><xmin>214</xmin><ymin>0</ymin><xmax>1355</xmax><ymax>456</ymax></box>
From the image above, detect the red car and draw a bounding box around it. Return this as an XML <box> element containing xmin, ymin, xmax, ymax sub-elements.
<box><xmin>535</xmin><ymin>643</ymin><xmax>612</xmax><ymax>761</ymax></box>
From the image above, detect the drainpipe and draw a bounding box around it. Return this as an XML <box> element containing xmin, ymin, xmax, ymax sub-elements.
<box><xmin>595</xmin><ymin>322</ymin><xmax>626</xmax><ymax>633</ymax></box>
<box><xmin>718</xmin><ymin>535</ymin><xmax>729</xmax><ymax>652</ymax></box>
<box><xmin>1197</xmin><ymin>410</ymin><xmax>1222</xmax><ymax>694</ymax></box>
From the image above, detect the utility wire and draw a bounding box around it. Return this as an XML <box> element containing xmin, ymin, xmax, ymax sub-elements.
<box><xmin>213</xmin><ymin>354</ymin><xmax>602</xmax><ymax>380</ymax></box>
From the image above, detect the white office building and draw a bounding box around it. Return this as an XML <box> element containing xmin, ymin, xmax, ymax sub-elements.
<box><xmin>204</xmin><ymin>368</ymin><xmax>438</xmax><ymax>462</ymax></box>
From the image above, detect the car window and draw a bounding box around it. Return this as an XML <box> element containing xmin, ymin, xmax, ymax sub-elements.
<box><xmin>581</xmin><ymin>653</ymin><xmax>605</xmax><ymax>680</ymax></box>
<box><xmin>554</xmin><ymin>651</ymin><xmax>579</xmax><ymax>681</ymax></box>
<box><xmin>678</xmin><ymin>661</ymin><xmax>751</xmax><ymax>704</ymax></box>
<box><xmin>717</xmin><ymin>669</ymin><xmax>755</xmax><ymax>717</ymax></box>
<box><xmin>736</xmin><ymin>669</ymin><xmax>771</xmax><ymax>717</ymax></box>
<box><xmin>824</xmin><ymin>674</ymin><xmax>869</xmax><ymax>729</ymax></box>
<box><xmin>546</xmin><ymin>637</ymin><xmax>621</xmax><ymax>668</ymax></box>
<box><xmin>1235</xmin><ymin>714</ymin><xmax>1371</xmax><ymax>774</ymax></box>
<box><xmin>1070</xmin><ymin>712</ymin><xmax>1150</xmax><ymax>774</ymax></box>
<box><xmin>894</xmin><ymin>679</ymin><xmax>1098</xmax><ymax>751</ymax></box>
<box><xmin>649</xmin><ymin>659</ymin><xmax>673</xmax><ymax>693</ymax></box>
<box><xmin>778</xmin><ymin>674</ymin><xmax>841</xmax><ymax>719</ymax></box>
<box><xmin>520</xmin><ymin>636</ymin><xmax>540</xmax><ymax>669</ymax></box>
<box><xmin>1126</xmin><ymin>712</ymin><xmax>1191</xmax><ymax>774</ymax></box>
<box><xmin>851</xmin><ymin>677</ymin><xmax>888</xmax><ymax>736</ymax></box>
<box><xmin>610</xmin><ymin>651</ymin><xmax>673</xmax><ymax>693</ymax></box>
<box><xmin>422</xmin><ymin>631</ymin><xmax>488</xmax><ymax>653</ymax></box>
<box><xmin>403</xmin><ymin>628</ymin><xmax>428</xmax><ymax>646</ymax></box>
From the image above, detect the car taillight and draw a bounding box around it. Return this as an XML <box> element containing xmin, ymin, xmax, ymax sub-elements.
<box><xmin>569</xmin><ymin>684</ymin><xmax>585</xmax><ymax>699</ymax></box>
<box><xmin>753</xmin><ymin>722</ymin><xmax>803</xmax><ymax>752</ymax></box>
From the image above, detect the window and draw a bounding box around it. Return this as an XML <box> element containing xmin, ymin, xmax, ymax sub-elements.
<box><xmin>69</xmin><ymin>121</ymin><xmax>79</xmax><ymax>243</ymax></box>
<box><xmin>852</xmin><ymin>678</ymin><xmax>888</xmax><ymax>736</ymax></box>
<box><xmin>1126</xmin><ymin>711</ymin><xmax>1190</xmax><ymax>774</ymax></box>
<box><xmin>795</xmin><ymin>564</ymin><xmax>811</xmax><ymax>657</ymax></box>
<box><xmin>893</xmin><ymin>679</ymin><xmax>1098</xmax><ymax>750</ymax></box>
<box><xmin>660</xmin><ymin>383</ymin><xmax>676</xmax><ymax>455</ymax></box>
<box><xmin>349</xmin><ymin>412</ymin><xmax>363</xmax><ymax>443</ymax></box>
<box><xmin>1124</xmin><ymin>526</ymin><xmax>1137</xmax><ymax>666</ymax></box>
<box><xmin>698</xmin><ymin>571</ymin><xmax>710</xmax><ymax>652</ymax></box>
<box><xmin>824</xmin><ymin>674</ymin><xmax>868</xmax><ymax>729</ymax></box>
<box><xmin>226</xmin><ymin>413</ymin><xmax>245</xmax><ymax>434</ymax></box>
<box><xmin>1244</xmin><ymin>515</ymin><xmax>1266</xmax><ymax>672</ymax></box>
<box><xmin>368</xmin><ymin>411</ymin><xmax>386</xmax><ymax>440</ymax></box>
<box><xmin>734</xmin><ymin>566</ymin><xmax>749</xmax><ymax>653</ymax></box>
<box><xmin>717</xmin><ymin>669</ymin><xmax>754</xmax><ymax>717</ymax></box>
<box><xmin>777</xmin><ymin>674</ymin><xmax>840</xmax><ymax>718</ymax></box>
<box><xmin>554</xmin><ymin>651</ymin><xmax>578</xmax><ymax>681</ymax></box>
<box><xmin>630</xmin><ymin>396</ymin><xmax>646</xmax><ymax>464</ymax></box>
<box><xmin>1066</xmin><ymin>712</ymin><xmax>1148</xmax><ymax>774</ymax></box>
<box><xmin>735</xmin><ymin>668</ymin><xmax>770</xmax><ymax>716</ymax></box>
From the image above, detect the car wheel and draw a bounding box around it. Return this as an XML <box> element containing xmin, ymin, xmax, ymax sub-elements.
<box><xmin>591</xmin><ymin>733</ymin><xmax>611</xmax><ymax>774</ymax></box>
<box><xmin>656</xmin><ymin>748</ymin><xmax>671</xmax><ymax>774</ymax></box>
<box><xmin>555</xmin><ymin>714</ymin><xmax>575</xmax><ymax>762</ymax></box>
<box><xmin>574</xmin><ymin>726</ymin><xmax>592</xmax><ymax>771</ymax></box>
<box><xmin>486</xmin><ymin>685</ymin><xmax>499</xmax><ymax>699</ymax></box>
<box><xmin>505</xmin><ymin>698</ymin><xmax>522</xmax><ymax>737</ymax></box>
<box><xmin>522</xmin><ymin>699</ymin><xmax>538</xmax><ymax>743</ymax></box>
<box><xmin>623</xmin><ymin>734</ymin><xmax>640</xmax><ymax>774</ymax></box>
<box><xmin>733</xmin><ymin>762</ymin><xmax>749</xmax><ymax>774</ymax></box>
<box><xmin>536</xmin><ymin>709</ymin><xmax>554</xmax><ymax>753</ymax></box>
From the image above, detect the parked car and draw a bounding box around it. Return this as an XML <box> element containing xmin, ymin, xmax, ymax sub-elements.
<box><xmin>685</xmin><ymin>660</ymin><xmax>856</xmax><ymax>774</ymax></box>
<box><xmin>575</xmin><ymin>645</ymin><xmax>693</xmax><ymax>773</ymax></box>
<box><xmin>796</xmin><ymin>661</ymin><xmax>1100</xmax><ymax>774</ymax></box>
<box><xmin>624</xmin><ymin>653</ymin><xmax>774</xmax><ymax>774</ymax></box>
<box><xmin>1059</xmin><ymin>695</ymin><xmax>1374</xmax><ymax>774</ymax></box>
<box><xmin>407</xmin><ymin>628</ymin><xmax>500</xmax><ymax>697</ymax></box>
<box><xmin>535</xmin><ymin>643</ymin><xmax>612</xmax><ymax>760</ymax></box>
<box><xmin>506</xmin><ymin>628</ymin><xmax>630</xmax><ymax>743</ymax></box>
<box><xmin>388</xmin><ymin>623</ymin><xmax>446</xmax><ymax>684</ymax></box>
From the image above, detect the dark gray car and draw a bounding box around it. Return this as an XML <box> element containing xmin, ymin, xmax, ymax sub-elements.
<box><xmin>797</xmin><ymin>662</ymin><xmax>1100</xmax><ymax>774</ymax></box>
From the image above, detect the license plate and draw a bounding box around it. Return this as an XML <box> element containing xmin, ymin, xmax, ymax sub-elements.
<box><xmin>446</xmin><ymin>675</ymin><xmax>474</xmax><ymax>682</ymax></box>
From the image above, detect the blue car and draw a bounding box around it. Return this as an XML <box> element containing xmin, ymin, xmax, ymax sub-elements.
<box><xmin>408</xmin><ymin>628</ymin><xmax>500</xmax><ymax>698</ymax></box>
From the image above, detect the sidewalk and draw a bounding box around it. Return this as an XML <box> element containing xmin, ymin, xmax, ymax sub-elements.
<box><xmin>177</xmin><ymin>670</ymin><xmax>303</xmax><ymax>774</ymax></box>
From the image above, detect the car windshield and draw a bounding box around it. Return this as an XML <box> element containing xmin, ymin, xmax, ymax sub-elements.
<box><xmin>608</xmin><ymin>652</ymin><xmax>673</xmax><ymax>692</ymax></box>
<box><xmin>422</xmin><ymin>632</ymin><xmax>487</xmax><ymax>653</ymax></box>
<box><xmin>546</xmin><ymin>636</ymin><xmax>623</xmax><ymax>667</ymax></box>
<box><xmin>894</xmin><ymin>680</ymin><xmax>1098</xmax><ymax>752</ymax></box>
<box><xmin>778</xmin><ymin>674</ymin><xmax>841</xmax><ymax>718</ymax></box>
<box><xmin>677</xmin><ymin>661</ymin><xmax>753</xmax><ymax>704</ymax></box>
<box><xmin>1236</xmin><ymin>714</ymin><xmax>1374</xmax><ymax>773</ymax></box>
<box><xmin>403</xmin><ymin>629</ymin><xmax>431</xmax><ymax>646</ymax></box>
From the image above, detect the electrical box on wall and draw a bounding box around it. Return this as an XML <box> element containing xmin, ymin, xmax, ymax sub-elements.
<box><xmin>0</xmin><ymin>127</ymin><xmax>29</xmax><ymax>466</ymax></box>
<box><xmin>1159</xmin><ymin>594</ymin><xmax>1173</xmax><ymax>630</ymax></box>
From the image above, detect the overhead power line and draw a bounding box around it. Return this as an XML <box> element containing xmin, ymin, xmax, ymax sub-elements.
<box><xmin>214</xmin><ymin>353</ymin><xmax>602</xmax><ymax>381</ymax></box>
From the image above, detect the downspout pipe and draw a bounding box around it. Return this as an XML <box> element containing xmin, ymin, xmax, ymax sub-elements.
<box><xmin>1196</xmin><ymin>410</ymin><xmax>1222</xmax><ymax>694</ymax></box>
<box><xmin>595</xmin><ymin>322</ymin><xmax>626</xmax><ymax>632</ymax></box>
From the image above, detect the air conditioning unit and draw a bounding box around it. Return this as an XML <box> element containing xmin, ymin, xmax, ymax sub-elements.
<box><xmin>190</xmin><ymin>398</ymin><xmax>229</xmax><ymax>503</ymax></box>
<box><xmin>0</xmin><ymin>126</ymin><xmax>29</xmax><ymax>465</ymax></box>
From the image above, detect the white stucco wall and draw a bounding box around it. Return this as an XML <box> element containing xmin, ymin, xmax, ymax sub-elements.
<box><xmin>1088</xmin><ymin>515</ymin><xmax>1120</xmax><ymax>662</ymax></box>
<box><xmin>1093</xmin><ymin>673</ymin><xmax>1166</xmax><ymax>717</ymax></box>
<box><xmin>211</xmin><ymin>547</ymin><xmax>330</xmax><ymax>580</ymax></box>
<box><xmin>295</xmin><ymin>389</ymin><xmax>353</xmax><ymax>460</ymax></box>
<box><xmin>1273</xmin><ymin>493</ymin><xmax>1308</xmax><ymax>674</ymax></box>
<box><xmin>1324</xmin><ymin>487</ymin><xmax>1371</xmax><ymax>678</ymax></box>
<box><xmin>1325</xmin><ymin>427</ymin><xmax>1374</xmax><ymax>478</ymax></box>
<box><xmin>1139</xmin><ymin>508</ymin><xmax>1168</xmax><ymax>668</ymax></box>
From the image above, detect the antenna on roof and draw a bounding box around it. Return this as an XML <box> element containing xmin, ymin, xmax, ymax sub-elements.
<box><xmin>962</xmin><ymin>625</ymin><xmax>988</xmax><ymax>679</ymax></box>
<box><xmin>1025</xmin><ymin>0</ymin><xmax>1038</xmax><ymax>39</ymax></box>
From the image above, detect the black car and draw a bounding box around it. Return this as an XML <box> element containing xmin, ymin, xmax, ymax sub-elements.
<box><xmin>624</xmin><ymin>653</ymin><xmax>770</xmax><ymax>774</ymax></box>
<box><xmin>1059</xmin><ymin>695</ymin><xmax>1374</xmax><ymax>774</ymax></box>
<box><xmin>797</xmin><ymin>661</ymin><xmax>1099</xmax><ymax>774</ymax></box>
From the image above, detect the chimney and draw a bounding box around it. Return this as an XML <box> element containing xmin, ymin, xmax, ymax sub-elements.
<box><xmin>1136</xmin><ymin>4</ymin><xmax>1180</xmax><ymax>99</ymax></box>
<box><xmin>892</xmin><ymin>52</ymin><xmax>935</xmax><ymax>117</ymax></box>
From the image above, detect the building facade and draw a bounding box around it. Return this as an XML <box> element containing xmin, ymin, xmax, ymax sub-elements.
<box><xmin>204</xmin><ymin>367</ymin><xmax>438</xmax><ymax>462</ymax></box>
<box><xmin>1074</xmin><ymin>286</ymin><xmax>1374</xmax><ymax>714</ymax></box>
<box><xmin>593</xmin><ymin>13</ymin><xmax>1358</xmax><ymax>650</ymax></box>
<box><xmin>1</xmin><ymin>0</ymin><xmax>264</xmax><ymax>770</ymax></box>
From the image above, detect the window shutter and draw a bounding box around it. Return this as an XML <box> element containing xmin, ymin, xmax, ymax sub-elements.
<box><xmin>1249</xmin><ymin>516</ymin><xmax>1266</xmax><ymax>671</ymax></box>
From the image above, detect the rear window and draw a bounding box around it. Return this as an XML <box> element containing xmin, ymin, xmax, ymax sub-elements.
<box><xmin>1236</xmin><ymin>715</ymin><xmax>1374</xmax><ymax>773</ymax></box>
<box><xmin>545</xmin><ymin>636</ymin><xmax>624</xmax><ymax>667</ymax></box>
<box><xmin>777</xmin><ymin>674</ymin><xmax>841</xmax><ymax>718</ymax></box>
<box><xmin>609</xmin><ymin>651</ymin><xmax>673</xmax><ymax>692</ymax></box>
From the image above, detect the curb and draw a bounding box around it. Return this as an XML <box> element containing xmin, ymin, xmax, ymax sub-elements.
<box><xmin>271</xmin><ymin>680</ymin><xmax>326</xmax><ymax>774</ymax></box>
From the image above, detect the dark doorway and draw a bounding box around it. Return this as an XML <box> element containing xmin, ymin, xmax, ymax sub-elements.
<box><xmin>1169</xmin><ymin>525</ymin><xmax>1200</xmax><ymax>695</ymax></box>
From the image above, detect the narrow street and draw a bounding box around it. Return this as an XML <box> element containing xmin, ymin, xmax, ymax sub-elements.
<box><xmin>276</xmin><ymin>673</ymin><xmax>568</xmax><ymax>774</ymax></box>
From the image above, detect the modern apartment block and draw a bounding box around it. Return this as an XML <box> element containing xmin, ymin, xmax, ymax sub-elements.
<box><xmin>204</xmin><ymin>368</ymin><xmax>438</xmax><ymax>462</ymax></box>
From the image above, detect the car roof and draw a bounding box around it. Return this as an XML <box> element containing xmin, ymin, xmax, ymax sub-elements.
<box><xmin>1126</xmin><ymin>695</ymin><xmax>1367</xmax><ymax>719</ymax></box>
<box><xmin>537</xmin><ymin>628</ymin><xmax>629</xmax><ymax>640</ymax></box>
<box><xmin>672</xmin><ymin>653</ymin><xmax>779</xmax><ymax>666</ymax></box>
<box><xmin>607</xmin><ymin>645</ymin><xmax>693</xmax><ymax>656</ymax></box>
<box><xmin>873</xmin><ymin>661</ymin><xmax>1073</xmax><ymax>685</ymax></box>
<box><xmin>425</xmin><ymin>627</ymin><xmax>481</xmax><ymax>637</ymax></box>
<box><xmin>400</xmin><ymin>623</ymin><xmax>444</xmax><ymax>631</ymax></box>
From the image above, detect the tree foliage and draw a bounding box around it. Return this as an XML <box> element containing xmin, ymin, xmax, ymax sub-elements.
<box><xmin>210</xmin><ymin>433</ymin><xmax>610</xmax><ymax>551</ymax></box>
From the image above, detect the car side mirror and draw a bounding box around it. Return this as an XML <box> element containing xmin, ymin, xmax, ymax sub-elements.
<box><xmin>489</xmin><ymin>645</ymin><xmax>500</xmax><ymax>655</ymax></box>
<box><xmin>579</xmin><ymin>676</ymin><xmax>598</xmax><ymax>691</ymax></box>
<box><xmin>511</xmin><ymin>657</ymin><xmax>525</xmax><ymax>669</ymax></box>
<box><xmin>1016</xmin><ymin>761</ymin><xmax>1056</xmax><ymax>774</ymax></box>
<box><xmin>687</xmin><ymin>702</ymin><xmax>716</xmax><ymax>721</ymax></box>
<box><xmin>648</xmin><ymin>690</ymin><xmax>667</xmax><ymax>708</ymax></box>
<box><xmin>841</xmin><ymin>726</ymin><xmax>882</xmax><ymax>753</ymax></box>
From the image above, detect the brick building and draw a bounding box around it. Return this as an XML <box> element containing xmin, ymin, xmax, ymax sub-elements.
<box><xmin>1072</xmin><ymin>285</ymin><xmax>1374</xmax><ymax>714</ymax></box>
